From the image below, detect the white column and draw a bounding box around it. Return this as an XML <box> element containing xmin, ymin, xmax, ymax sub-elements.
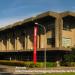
<box><xmin>24</xmin><ymin>34</ymin><xmax>27</xmax><ymax>50</ymax></box>
<box><xmin>59</xmin><ymin>18</ymin><xmax>63</xmax><ymax>47</ymax></box>
<box><xmin>7</xmin><ymin>38</ymin><xmax>9</xmax><ymax>50</ymax></box>
<box><xmin>0</xmin><ymin>39</ymin><xmax>2</xmax><ymax>51</ymax></box>
<box><xmin>1</xmin><ymin>40</ymin><xmax>3</xmax><ymax>51</ymax></box>
<box><xmin>14</xmin><ymin>32</ymin><xmax>17</xmax><ymax>50</ymax></box>
<box><xmin>55</xmin><ymin>17</ymin><xmax>60</xmax><ymax>47</ymax></box>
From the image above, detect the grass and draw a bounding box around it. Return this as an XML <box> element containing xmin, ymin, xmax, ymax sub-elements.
<box><xmin>36</xmin><ymin>73</ymin><xmax>75</xmax><ymax>75</ymax></box>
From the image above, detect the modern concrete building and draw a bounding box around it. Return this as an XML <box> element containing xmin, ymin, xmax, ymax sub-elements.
<box><xmin>0</xmin><ymin>11</ymin><xmax>75</xmax><ymax>62</ymax></box>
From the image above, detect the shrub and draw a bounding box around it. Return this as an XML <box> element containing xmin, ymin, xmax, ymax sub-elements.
<box><xmin>0</xmin><ymin>60</ymin><xmax>26</xmax><ymax>66</ymax></box>
<box><xmin>29</xmin><ymin>62</ymin><xmax>44</xmax><ymax>68</ymax></box>
<box><xmin>70</xmin><ymin>62</ymin><xmax>75</xmax><ymax>66</ymax></box>
<box><xmin>0</xmin><ymin>60</ymin><xmax>57</xmax><ymax>68</ymax></box>
<box><xmin>60</xmin><ymin>51</ymin><xmax>75</xmax><ymax>66</ymax></box>
<box><xmin>46</xmin><ymin>62</ymin><xmax>57</xmax><ymax>67</ymax></box>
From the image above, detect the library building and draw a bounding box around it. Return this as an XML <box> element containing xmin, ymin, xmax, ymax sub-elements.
<box><xmin>0</xmin><ymin>11</ymin><xmax>75</xmax><ymax>63</ymax></box>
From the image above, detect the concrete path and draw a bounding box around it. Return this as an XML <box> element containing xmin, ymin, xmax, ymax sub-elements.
<box><xmin>1</xmin><ymin>65</ymin><xmax>75</xmax><ymax>74</ymax></box>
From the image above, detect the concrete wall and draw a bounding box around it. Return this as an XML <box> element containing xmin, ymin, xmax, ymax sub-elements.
<box><xmin>0</xmin><ymin>12</ymin><xmax>75</xmax><ymax>51</ymax></box>
<box><xmin>62</xmin><ymin>16</ymin><xmax>75</xmax><ymax>48</ymax></box>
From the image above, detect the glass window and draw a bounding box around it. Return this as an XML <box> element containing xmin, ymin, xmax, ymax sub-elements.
<box><xmin>62</xmin><ymin>37</ymin><xmax>72</xmax><ymax>48</ymax></box>
<box><xmin>47</xmin><ymin>38</ymin><xmax>55</xmax><ymax>47</ymax></box>
<box><xmin>63</xmin><ymin>22</ymin><xmax>71</xmax><ymax>31</ymax></box>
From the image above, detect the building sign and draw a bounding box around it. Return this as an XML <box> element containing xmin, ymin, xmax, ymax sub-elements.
<box><xmin>62</xmin><ymin>37</ymin><xmax>71</xmax><ymax>48</ymax></box>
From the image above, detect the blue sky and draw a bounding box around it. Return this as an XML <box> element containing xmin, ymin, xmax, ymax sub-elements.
<box><xmin>0</xmin><ymin>0</ymin><xmax>75</xmax><ymax>27</ymax></box>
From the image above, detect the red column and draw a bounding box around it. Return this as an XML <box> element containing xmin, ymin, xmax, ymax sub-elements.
<box><xmin>33</xmin><ymin>25</ymin><xmax>38</xmax><ymax>64</ymax></box>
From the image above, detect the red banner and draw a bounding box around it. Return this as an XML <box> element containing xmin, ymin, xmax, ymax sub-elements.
<box><xmin>33</xmin><ymin>25</ymin><xmax>38</xmax><ymax>64</ymax></box>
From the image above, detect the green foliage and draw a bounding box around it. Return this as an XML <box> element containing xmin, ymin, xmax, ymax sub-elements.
<box><xmin>35</xmin><ymin>73</ymin><xmax>75</xmax><ymax>75</ymax></box>
<box><xmin>29</xmin><ymin>62</ymin><xmax>44</xmax><ymax>68</ymax></box>
<box><xmin>0</xmin><ymin>60</ymin><xmax>26</xmax><ymax>66</ymax></box>
<box><xmin>63</xmin><ymin>53</ymin><xmax>75</xmax><ymax>62</ymax></box>
<box><xmin>60</xmin><ymin>49</ymin><xmax>75</xmax><ymax>66</ymax></box>
<box><xmin>46</xmin><ymin>62</ymin><xmax>57</xmax><ymax>67</ymax></box>
<box><xmin>0</xmin><ymin>60</ymin><xmax>57</xmax><ymax>68</ymax></box>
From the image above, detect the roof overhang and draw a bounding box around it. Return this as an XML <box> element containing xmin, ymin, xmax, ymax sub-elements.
<box><xmin>60</xmin><ymin>11</ymin><xmax>75</xmax><ymax>18</ymax></box>
<box><xmin>0</xmin><ymin>11</ymin><xmax>75</xmax><ymax>32</ymax></box>
<box><xmin>0</xmin><ymin>11</ymin><xmax>58</xmax><ymax>31</ymax></box>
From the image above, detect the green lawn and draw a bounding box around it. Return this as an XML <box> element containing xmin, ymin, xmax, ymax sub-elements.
<box><xmin>36</xmin><ymin>73</ymin><xmax>75</xmax><ymax>75</ymax></box>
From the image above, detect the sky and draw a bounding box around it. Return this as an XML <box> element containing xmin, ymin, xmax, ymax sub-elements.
<box><xmin>0</xmin><ymin>0</ymin><xmax>75</xmax><ymax>27</ymax></box>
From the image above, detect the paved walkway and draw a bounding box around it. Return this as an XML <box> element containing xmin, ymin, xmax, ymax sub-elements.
<box><xmin>1</xmin><ymin>65</ymin><xmax>75</xmax><ymax>74</ymax></box>
<box><xmin>14</xmin><ymin>67</ymin><xmax>75</xmax><ymax>74</ymax></box>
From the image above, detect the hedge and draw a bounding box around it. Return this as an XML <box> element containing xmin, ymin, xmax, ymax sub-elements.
<box><xmin>60</xmin><ymin>61</ymin><xmax>75</xmax><ymax>67</ymax></box>
<box><xmin>0</xmin><ymin>60</ymin><xmax>57</xmax><ymax>68</ymax></box>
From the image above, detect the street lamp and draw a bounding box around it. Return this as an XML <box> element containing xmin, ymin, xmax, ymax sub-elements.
<box><xmin>35</xmin><ymin>22</ymin><xmax>46</xmax><ymax>69</ymax></box>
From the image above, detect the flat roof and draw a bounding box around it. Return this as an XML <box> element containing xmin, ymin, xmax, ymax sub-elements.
<box><xmin>60</xmin><ymin>11</ymin><xmax>75</xmax><ymax>18</ymax></box>
<box><xmin>0</xmin><ymin>11</ymin><xmax>75</xmax><ymax>32</ymax></box>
